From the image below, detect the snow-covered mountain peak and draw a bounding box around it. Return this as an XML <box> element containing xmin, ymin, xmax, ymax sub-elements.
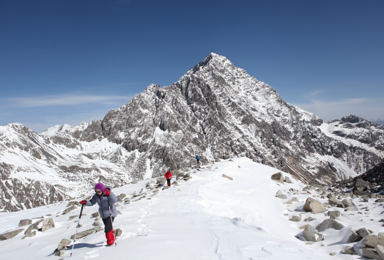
<box><xmin>41</xmin><ymin>121</ymin><xmax>89</xmax><ymax>138</ymax></box>
<box><xmin>1</xmin><ymin>53</ymin><xmax>383</xmax><ymax>213</ymax></box>
<box><xmin>341</xmin><ymin>114</ymin><xmax>364</xmax><ymax>124</ymax></box>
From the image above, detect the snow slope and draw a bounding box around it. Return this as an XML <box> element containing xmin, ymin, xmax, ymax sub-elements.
<box><xmin>1</xmin><ymin>158</ymin><xmax>382</xmax><ymax>259</ymax></box>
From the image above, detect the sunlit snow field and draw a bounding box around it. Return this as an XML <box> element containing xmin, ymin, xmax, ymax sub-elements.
<box><xmin>0</xmin><ymin>158</ymin><xmax>380</xmax><ymax>260</ymax></box>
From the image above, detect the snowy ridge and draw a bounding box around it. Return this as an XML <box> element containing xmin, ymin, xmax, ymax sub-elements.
<box><xmin>1</xmin><ymin>158</ymin><xmax>384</xmax><ymax>259</ymax></box>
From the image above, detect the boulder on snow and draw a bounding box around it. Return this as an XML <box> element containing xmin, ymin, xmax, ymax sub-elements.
<box><xmin>357</xmin><ymin>227</ymin><xmax>370</xmax><ymax>238</ymax></box>
<box><xmin>57</xmin><ymin>238</ymin><xmax>71</xmax><ymax>250</ymax></box>
<box><xmin>91</xmin><ymin>212</ymin><xmax>100</xmax><ymax>218</ymax></box>
<box><xmin>62</xmin><ymin>205</ymin><xmax>77</xmax><ymax>215</ymax></box>
<box><xmin>342</xmin><ymin>199</ymin><xmax>355</xmax><ymax>208</ymax></box>
<box><xmin>328</xmin><ymin>210</ymin><xmax>341</xmax><ymax>219</ymax></box>
<box><xmin>271</xmin><ymin>172</ymin><xmax>284</xmax><ymax>184</ymax></box>
<box><xmin>275</xmin><ymin>190</ymin><xmax>288</xmax><ymax>199</ymax></box>
<box><xmin>41</xmin><ymin>217</ymin><xmax>55</xmax><ymax>232</ymax></box>
<box><xmin>297</xmin><ymin>225</ymin><xmax>324</xmax><ymax>242</ymax></box>
<box><xmin>328</xmin><ymin>197</ymin><xmax>344</xmax><ymax>208</ymax></box>
<box><xmin>304</xmin><ymin>217</ymin><xmax>316</xmax><ymax>222</ymax></box>
<box><xmin>55</xmin><ymin>250</ymin><xmax>64</xmax><ymax>256</ymax></box>
<box><xmin>289</xmin><ymin>215</ymin><xmax>302</xmax><ymax>222</ymax></box>
<box><xmin>343</xmin><ymin>246</ymin><xmax>357</xmax><ymax>255</ymax></box>
<box><xmin>302</xmin><ymin>225</ymin><xmax>316</xmax><ymax>242</ymax></box>
<box><xmin>68</xmin><ymin>215</ymin><xmax>78</xmax><ymax>221</ymax></box>
<box><xmin>66</xmin><ymin>201</ymin><xmax>79</xmax><ymax>208</ymax></box>
<box><xmin>347</xmin><ymin>229</ymin><xmax>363</xmax><ymax>243</ymax></box>
<box><xmin>18</xmin><ymin>219</ymin><xmax>32</xmax><ymax>227</ymax></box>
<box><xmin>303</xmin><ymin>197</ymin><xmax>326</xmax><ymax>214</ymax></box>
<box><xmin>362</xmin><ymin>247</ymin><xmax>381</xmax><ymax>259</ymax></box>
<box><xmin>284</xmin><ymin>197</ymin><xmax>299</xmax><ymax>204</ymax></box>
<box><xmin>115</xmin><ymin>228</ymin><xmax>123</xmax><ymax>237</ymax></box>
<box><xmin>92</xmin><ymin>221</ymin><xmax>101</xmax><ymax>227</ymax></box>
<box><xmin>285</xmin><ymin>176</ymin><xmax>292</xmax><ymax>183</ymax></box>
<box><xmin>363</xmin><ymin>235</ymin><xmax>384</xmax><ymax>248</ymax></box>
<box><xmin>316</xmin><ymin>219</ymin><xmax>344</xmax><ymax>232</ymax></box>
<box><xmin>117</xmin><ymin>193</ymin><xmax>127</xmax><ymax>202</ymax></box>
<box><xmin>344</xmin><ymin>205</ymin><xmax>359</xmax><ymax>212</ymax></box>
<box><xmin>222</xmin><ymin>174</ymin><xmax>233</xmax><ymax>181</ymax></box>
<box><xmin>0</xmin><ymin>229</ymin><xmax>24</xmax><ymax>241</ymax></box>
<box><xmin>376</xmin><ymin>245</ymin><xmax>384</xmax><ymax>260</ymax></box>
<box><xmin>24</xmin><ymin>219</ymin><xmax>44</xmax><ymax>236</ymax></box>
<box><xmin>70</xmin><ymin>227</ymin><xmax>103</xmax><ymax>239</ymax></box>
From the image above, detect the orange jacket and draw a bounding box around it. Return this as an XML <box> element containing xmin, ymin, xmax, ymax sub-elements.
<box><xmin>164</xmin><ymin>171</ymin><xmax>172</xmax><ymax>179</ymax></box>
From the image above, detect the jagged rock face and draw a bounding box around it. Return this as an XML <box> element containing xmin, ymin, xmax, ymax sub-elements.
<box><xmin>97</xmin><ymin>53</ymin><xmax>383</xmax><ymax>183</ymax></box>
<box><xmin>0</xmin><ymin>123</ymin><xmax>132</xmax><ymax>212</ymax></box>
<box><xmin>1</xmin><ymin>53</ymin><xmax>383</xmax><ymax>212</ymax></box>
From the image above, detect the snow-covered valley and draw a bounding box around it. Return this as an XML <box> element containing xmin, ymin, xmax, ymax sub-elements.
<box><xmin>1</xmin><ymin>158</ymin><xmax>384</xmax><ymax>259</ymax></box>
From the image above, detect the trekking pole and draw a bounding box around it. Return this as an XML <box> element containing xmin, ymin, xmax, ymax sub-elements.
<box><xmin>70</xmin><ymin>204</ymin><xmax>84</xmax><ymax>257</ymax></box>
<box><xmin>108</xmin><ymin>197</ymin><xmax>117</xmax><ymax>246</ymax></box>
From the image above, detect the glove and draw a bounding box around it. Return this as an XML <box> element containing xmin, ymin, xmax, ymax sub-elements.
<box><xmin>80</xmin><ymin>200</ymin><xmax>86</xmax><ymax>205</ymax></box>
<box><xmin>105</xmin><ymin>189</ymin><xmax>110</xmax><ymax>196</ymax></box>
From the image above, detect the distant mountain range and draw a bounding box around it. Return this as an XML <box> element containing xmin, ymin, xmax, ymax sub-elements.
<box><xmin>371</xmin><ymin>119</ymin><xmax>384</xmax><ymax>125</ymax></box>
<box><xmin>1</xmin><ymin>53</ymin><xmax>383</xmax><ymax>212</ymax></box>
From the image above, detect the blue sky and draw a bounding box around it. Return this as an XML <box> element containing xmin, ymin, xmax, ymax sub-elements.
<box><xmin>1</xmin><ymin>0</ymin><xmax>383</xmax><ymax>132</ymax></box>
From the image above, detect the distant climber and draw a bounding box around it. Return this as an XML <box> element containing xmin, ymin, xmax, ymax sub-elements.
<box><xmin>165</xmin><ymin>170</ymin><xmax>172</xmax><ymax>186</ymax></box>
<box><xmin>196</xmin><ymin>155</ymin><xmax>200</xmax><ymax>164</ymax></box>
<box><xmin>80</xmin><ymin>183</ymin><xmax>118</xmax><ymax>246</ymax></box>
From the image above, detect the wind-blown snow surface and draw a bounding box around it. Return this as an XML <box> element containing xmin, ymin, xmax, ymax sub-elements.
<box><xmin>1</xmin><ymin>158</ymin><xmax>381</xmax><ymax>259</ymax></box>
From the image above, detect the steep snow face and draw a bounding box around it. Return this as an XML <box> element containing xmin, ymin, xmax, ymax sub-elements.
<box><xmin>1</xmin><ymin>53</ymin><xmax>383</xmax><ymax>212</ymax></box>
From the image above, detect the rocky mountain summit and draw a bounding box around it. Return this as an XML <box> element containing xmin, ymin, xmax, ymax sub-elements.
<box><xmin>1</xmin><ymin>53</ymin><xmax>383</xmax><ymax>212</ymax></box>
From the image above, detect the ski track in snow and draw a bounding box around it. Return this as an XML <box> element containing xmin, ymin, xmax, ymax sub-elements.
<box><xmin>0</xmin><ymin>158</ymin><xmax>379</xmax><ymax>259</ymax></box>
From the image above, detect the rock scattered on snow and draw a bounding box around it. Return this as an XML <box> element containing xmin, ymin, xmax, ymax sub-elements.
<box><xmin>55</xmin><ymin>250</ymin><xmax>64</xmax><ymax>256</ymax></box>
<box><xmin>271</xmin><ymin>172</ymin><xmax>284</xmax><ymax>184</ymax></box>
<box><xmin>303</xmin><ymin>197</ymin><xmax>326</xmax><ymax>214</ymax></box>
<box><xmin>56</xmin><ymin>238</ymin><xmax>71</xmax><ymax>251</ymax></box>
<box><xmin>362</xmin><ymin>235</ymin><xmax>384</xmax><ymax>248</ymax></box>
<box><xmin>62</xmin><ymin>206</ymin><xmax>77</xmax><ymax>215</ymax></box>
<box><xmin>115</xmin><ymin>228</ymin><xmax>123</xmax><ymax>237</ymax></box>
<box><xmin>285</xmin><ymin>176</ymin><xmax>292</xmax><ymax>183</ymax></box>
<box><xmin>41</xmin><ymin>217</ymin><xmax>55</xmax><ymax>232</ymax></box>
<box><xmin>362</xmin><ymin>247</ymin><xmax>381</xmax><ymax>260</ymax></box>
<box><xmin>23</xmin><ymin>219</ymin><xmax>44</xmax><ymax>238</ymax></box>
<box><xmin>343</xmin><ymin>246</ymin><xmax>357</xmax><ymax>255</ymax></box>
<box><xmin>316</xmin><ymin>219</ymin><xmax>344</xmax><ymax>232</ymax></box>
<box><xmin>18</xmin><ymin>219</ymin><xmax>32</xmax><ymax>227</ymax></box>
<box><xmin>0</xmin><ymin>229</ymin><xmax>24</xmax><ymax>241</ymax></box>
<box><xmin>91</xmin><ymin>212</ymin><xmax>100</xmax><ymax>218</ymax></box>
<box><xmin>289</xmin><ymin>215</ymin><xmax>302</xmax><ymax>222</ymax></box>
<box><xmin>92</xmin><ymin>221</ymin><xmax>101</xmax><ymax>227</ymax></box>
<box><xmin>347</xmin><ymin>229</ymin><xmax>363</xmax><ymax>243</ymax></box>
<box><xmin>376</xmin><ymin>244</ymin><xmax>384</xmax><ymax>260</ymax></box>
<box><xmin>68</xmin><ymin>215</ymin><xmax>77</xmax><ymax>221</ymax></box>
<box><xmin>66</xmin><ymin>201</ymin><xmax>79</xmax><ymax>208</ymax></box>
<box><xmin>222</xmin><ymin>174</ymin><xmax>233</xmax><ymax>181</ymax></box>
<box><xmin>70</xmin><ymin>227</ymin><xmax>103</xmax><ymax>239</ymax></box>
<box><xmin>297</xmin><ymin>225</ymin><xmax>324</xmax><ymax>242</ymax></box>
<box><xmin>117</xmin><ymin>193</ymin><xmax>127</xmax><ymax>202</ymax></box>
<box><xmin>275</xmin><ymin>190</ymin><xmax>287</xmax><ymax>199</ymax></box>
<box><xmin>328</xmin><ymin>210</ymin><xmax>341</xmax><ymax>219</ymax></box>
<box><xmin>328</xmin><ymin>197</ymin><xmax>344</xmax><ymax>208</ymax></box>
<box><xmin>304</xmin><ymin>217</ymin><xmax>316</xmax><ymax>222</ymax></box>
